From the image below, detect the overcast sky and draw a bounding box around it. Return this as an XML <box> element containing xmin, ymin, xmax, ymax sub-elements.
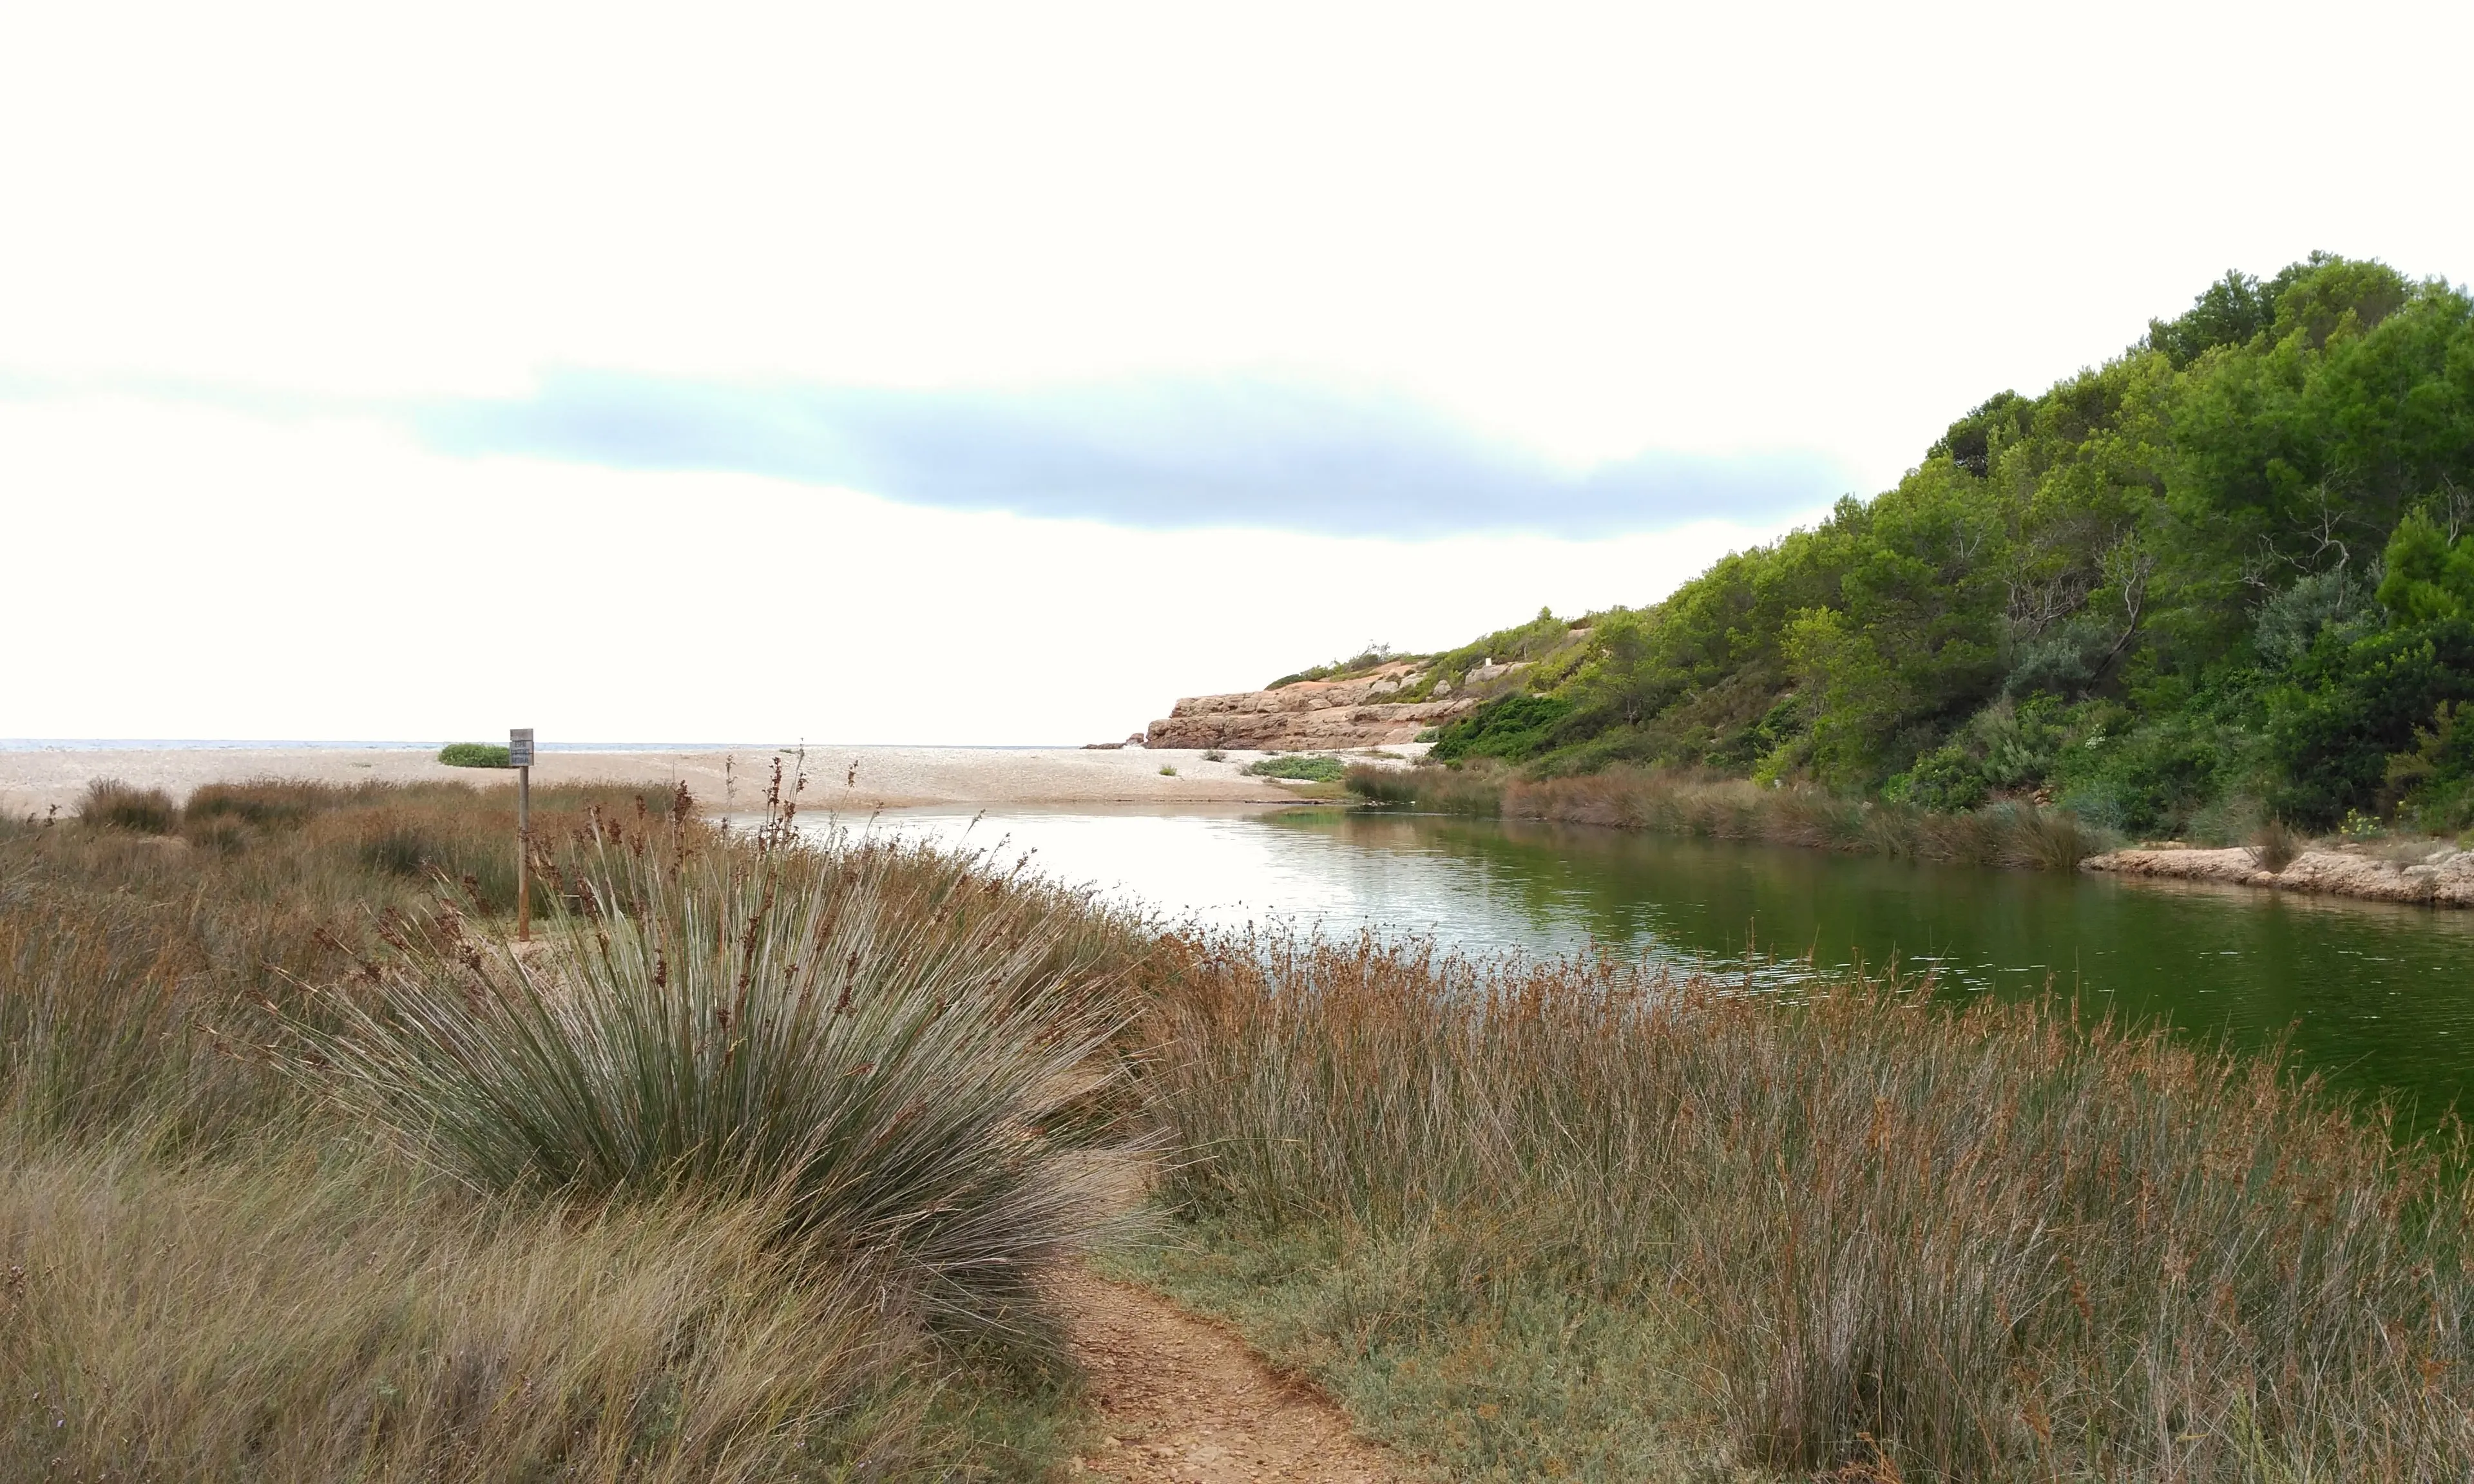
<box><xmin>5</xmin><ymin>1</ymin><xmax>2469</xmax><ymax>744</ymax></box>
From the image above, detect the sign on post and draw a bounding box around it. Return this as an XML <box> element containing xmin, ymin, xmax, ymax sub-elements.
<box><xmin>511</xmin><ymin>728</ymin><xmax>534</xmax><ymax>939</ymax></box>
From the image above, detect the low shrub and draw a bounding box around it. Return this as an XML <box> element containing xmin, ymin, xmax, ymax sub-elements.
<box><xmin>1353</xmin><ymin>765</ymin><xmax>2113</xmax><ymax>868</ymax></box>
<box><xmin>75</xmin><ymin>779</ymin><xmax>177</xmax><ymax>835</ymax></box>
<box><xmin>1427</xmin><ymin>694</ymin><xmax>1576</xmax><ymax>762</ymax></box>
<box><xmin>437</xmin><ymin>743</ymin><xmax>512</xmax><ymax>768</ymax></box>
<box><xmin>1245</xmin><ymin>754</ymin><xmax>1347</xmax><ymax>783</ymax></box>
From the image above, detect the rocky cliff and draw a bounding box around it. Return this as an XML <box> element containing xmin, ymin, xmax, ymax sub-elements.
<box><xmin>1145</xmin><ymin>661</ymin><xmax>1482</xmax><ymax>751</ymax></box>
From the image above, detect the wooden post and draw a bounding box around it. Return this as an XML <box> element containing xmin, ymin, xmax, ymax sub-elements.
<box><xmin>517</xmin><ymin>763</ymin><xmax>532</xmax><ymax>940</ymax></box>
<box><xmin>510</xmin><ymin>728</ymin><xmax>535</xmax><ymax>941</ymax></box>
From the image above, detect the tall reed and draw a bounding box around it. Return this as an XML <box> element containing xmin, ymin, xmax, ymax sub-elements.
<box><xmin>1138</xmin><ymin>933</ymin><xmax>2474</xmax><ymax>1478</ymax></box>
<box><xmin>1350</xmin><ymin>763</ymin><xmax>2113</xmax><ymax>869</ymax></box>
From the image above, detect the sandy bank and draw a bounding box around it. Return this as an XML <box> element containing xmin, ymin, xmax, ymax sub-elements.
<box><xmin>0</xmin><ymin>745</ymin><xmax>1345</xmax><ymax>819</ymax></box>
<box><xmin>2084</xmin><ymin>843</ymin><xmax>2474</xmax><ymax>908</ymax></box>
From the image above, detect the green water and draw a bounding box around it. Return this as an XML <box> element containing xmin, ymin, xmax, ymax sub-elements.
<box><xmin>1281</xmin><ymin>811</ymin><xmax>2474</xmax><ymax>1119</ymax></box>
<box><xmin>854</xmin><ymin>805</ymin><xmax>2474</xmax><ymax>1117</ymax></box>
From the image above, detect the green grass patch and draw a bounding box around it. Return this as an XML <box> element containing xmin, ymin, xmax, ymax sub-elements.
<box><xmin>436</xmin><ymin>742</ymin><xmax>512</xmax><ymax>768</ymax></box>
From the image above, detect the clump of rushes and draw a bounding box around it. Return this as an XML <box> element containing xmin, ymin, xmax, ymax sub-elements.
<box><xmin>1135</xmin><ymin>934</ymin><xmax>2474</xmax><ymax>1479</ymax></box>
<box><xmin>300</xmin><ymin>809</ymin><xmax>1146</xmax><ymax>1337</ymax></box>
<box><xmin>436</xmin><ymin>743</ymin><xmax>512</xmax><ymax>768</ymax></box>
<box><xmin>75</xmin><ymin>779</ymin><xmax>178</xmax><ymax>835</ymax></box>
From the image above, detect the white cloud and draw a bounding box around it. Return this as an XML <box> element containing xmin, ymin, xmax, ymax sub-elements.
<box><xmin>0</xmin><ymin>395</ymin><xmax>1794</xmax><ymax>742</ymax></box>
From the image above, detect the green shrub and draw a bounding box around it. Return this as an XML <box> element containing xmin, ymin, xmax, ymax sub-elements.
<box><xmin>75</xmin><ymin>779</ymin><xmax>178</xmax><ymax>835</ymax></box>
<box><xmin>1245</xmin><ymin>754</ymin><xmax>1347</xmax><ymax>782</ymax></box>
<box><xmin>1428</xmin><ymin>694</ymin><xmax>1575</xmax><ymax>763</ymax></box>
<box><xmin>436</xmin><ymin>743</ymin><xmax>512</xmax><ymax>768</ymax></box>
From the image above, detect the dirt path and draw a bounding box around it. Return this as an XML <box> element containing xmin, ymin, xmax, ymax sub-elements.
<box><xmin>1053</xmin><ymin>1268</ymin><xmax>1400</xmax><ymax>1483</ymax></box>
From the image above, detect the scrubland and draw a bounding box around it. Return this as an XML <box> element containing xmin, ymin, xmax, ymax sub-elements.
<box><xmin>8</xmin><ymin>775</ymin><xmax>2471</xmax><ymax>1481</ymax></box>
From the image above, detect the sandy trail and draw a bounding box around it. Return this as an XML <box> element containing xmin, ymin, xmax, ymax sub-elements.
<box><xmin>1055</xmin><ymin>1269</ymin><xmax>1399</xmax><ymax>1483</ymax></box>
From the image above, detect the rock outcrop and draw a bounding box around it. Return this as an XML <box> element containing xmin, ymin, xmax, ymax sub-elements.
<box><xmin>2082</xmin><ymin>844</ymin><xmax>2474</xmax><ymax>908</ymax></box>
<box><xmin>1145</xmin><ymin>662</ymin><xmax>1481</xmax><ymax>751</ymax></box>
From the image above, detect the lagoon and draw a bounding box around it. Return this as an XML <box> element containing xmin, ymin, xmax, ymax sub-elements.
<box><xmin>807</xmin><ymin>804</ymin><xmax>2474</xmax><ymax>1120</ymax></box>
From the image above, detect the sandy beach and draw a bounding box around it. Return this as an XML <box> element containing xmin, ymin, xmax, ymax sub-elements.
<box><xmin>0</xmin><ymin>744</ymin><xmax>1370</xmax><ymax>819</ymax></box>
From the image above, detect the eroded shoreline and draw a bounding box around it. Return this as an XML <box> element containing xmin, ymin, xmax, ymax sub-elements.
<box><xmin>2084</xmin><ymin>842</ymin><xmax>2474</xmax><ymax>909</ymax></box>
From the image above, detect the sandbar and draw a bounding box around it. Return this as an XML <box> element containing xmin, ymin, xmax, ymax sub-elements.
<box><xmin>0</xmin><ymin>744</ymin><xmax>1342</xmax><ymax>819</ymax></box>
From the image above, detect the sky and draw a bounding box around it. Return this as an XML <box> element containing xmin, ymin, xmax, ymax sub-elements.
<box><xmin>4</xmin><ymin>1</ymin><xmax>2469</xmax><ymax>745</ymax></box>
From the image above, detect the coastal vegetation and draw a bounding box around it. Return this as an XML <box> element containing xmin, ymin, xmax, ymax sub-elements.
<box><xmin>1362</xmin><ymin>255</ymin><xmax>2474</xmax><ymax>842</ymax></box>
<box><xmin>1245</xmin><ymin>753</ymin><xmax>1350</xmax><ymax>783</ymax></box>
<box><xmin>3</xmin><ymin>777</ymin><xmax>1140</xmax><ymax>1479</ymax></box>
<box><xmin>10</xmin><ymin>772</ymin><xmax>2474</xmax><ymax>1476</ymax></box>
<box><xmin>1124</xmin><ymin>935</ymin><xmax>2474</xmax><ymax>1479</ymax></box>
<box><xmin>438</xmin><ymin>741</ymin><xmax>514</xmax><ymax>767</ymax></box>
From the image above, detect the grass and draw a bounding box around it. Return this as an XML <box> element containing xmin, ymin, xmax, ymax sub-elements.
<box><xmin>0</xmin><ymin>1139</ymin><xmax>928</xmax><ymax>1481</ymax></box>
<box><xmin>1126</xmin><ymin>933</ymin><xmax>2474</xmax><ymax>1479</ymax></box>
<box><xmin>1348</xmin><ymin>761</ymin><xmax>2114</xmax><ymax>869</ymax></box>
<box><xmin>438</xmin><ymin>742</ymin><xmax>513</xmax><ymax>767</ymax></box>
<box><xmin>0</xmin><ymin>775</ymin><xmax>1142</xmax><ymax>1478</ymax></box>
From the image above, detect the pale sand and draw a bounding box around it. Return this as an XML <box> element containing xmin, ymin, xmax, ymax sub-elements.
<box><xmin>0</xmin><ymin>745</ymin><xmax>1341</xmax><ymax>819</ymax></box>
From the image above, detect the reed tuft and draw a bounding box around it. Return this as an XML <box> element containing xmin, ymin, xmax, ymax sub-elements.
<box><xmin>302</xmin><ymin>815</ymin><xmax>1146</xmax><ymax>1337</ymax></box>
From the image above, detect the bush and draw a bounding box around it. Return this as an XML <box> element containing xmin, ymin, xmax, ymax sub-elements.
<box><xmin>436</xmin><ymin>743</ymin><xmax>512</xmax><ymax>768</ymax></box>
<box><xmin>2268</xmin><ymin>618</ymin><xmax>2474</xmax><ymax>828</ymax></box>
<box><xmin>2250</xmin><ymin>817</ymin><xmax>2304</xmax><ymax>871</ymax></box>
<box><xmin>75</xmin><ymin>779</ymin><xmax>178</xmax><ymax>835</ymax></box>
<box><xmin>302</xmin><ymin>828</ymin><xmax>1143</xmax><ymax>1335</ymax></box>
<box><xmin>1245</xmin><ymin>754</ymin><xmax>1347</xmax><ymax>782</ymax></box>
<box><xmin>1427</xmin><ymin>694</ymin><xmax>1576</xmax><ymax>763</ymax></box>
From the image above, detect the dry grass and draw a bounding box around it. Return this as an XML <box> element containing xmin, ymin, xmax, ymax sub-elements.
<box><xmin>1351</xmin><ymin>763</ymin><xmax>2112</xmax><ymax>870</ymax></box>
<box><xmin>1132</xmin><ymin>933</ymin><xmax>2474</xmax><ymax>1479</ymax></box>
<box><xmin>75</xmin><ymin>778</ymin><xmax>178</xmax><ymax>835</ymax></box>
<box><xmin>0</xmin><ymin>1139</ymin><xmax>922</xmax><ymax>1482</ymax></box>
<box><xmin>0</xmin><ymin>775</ymin><xmax>1138</xmax><ymax>1479</ymax></box>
